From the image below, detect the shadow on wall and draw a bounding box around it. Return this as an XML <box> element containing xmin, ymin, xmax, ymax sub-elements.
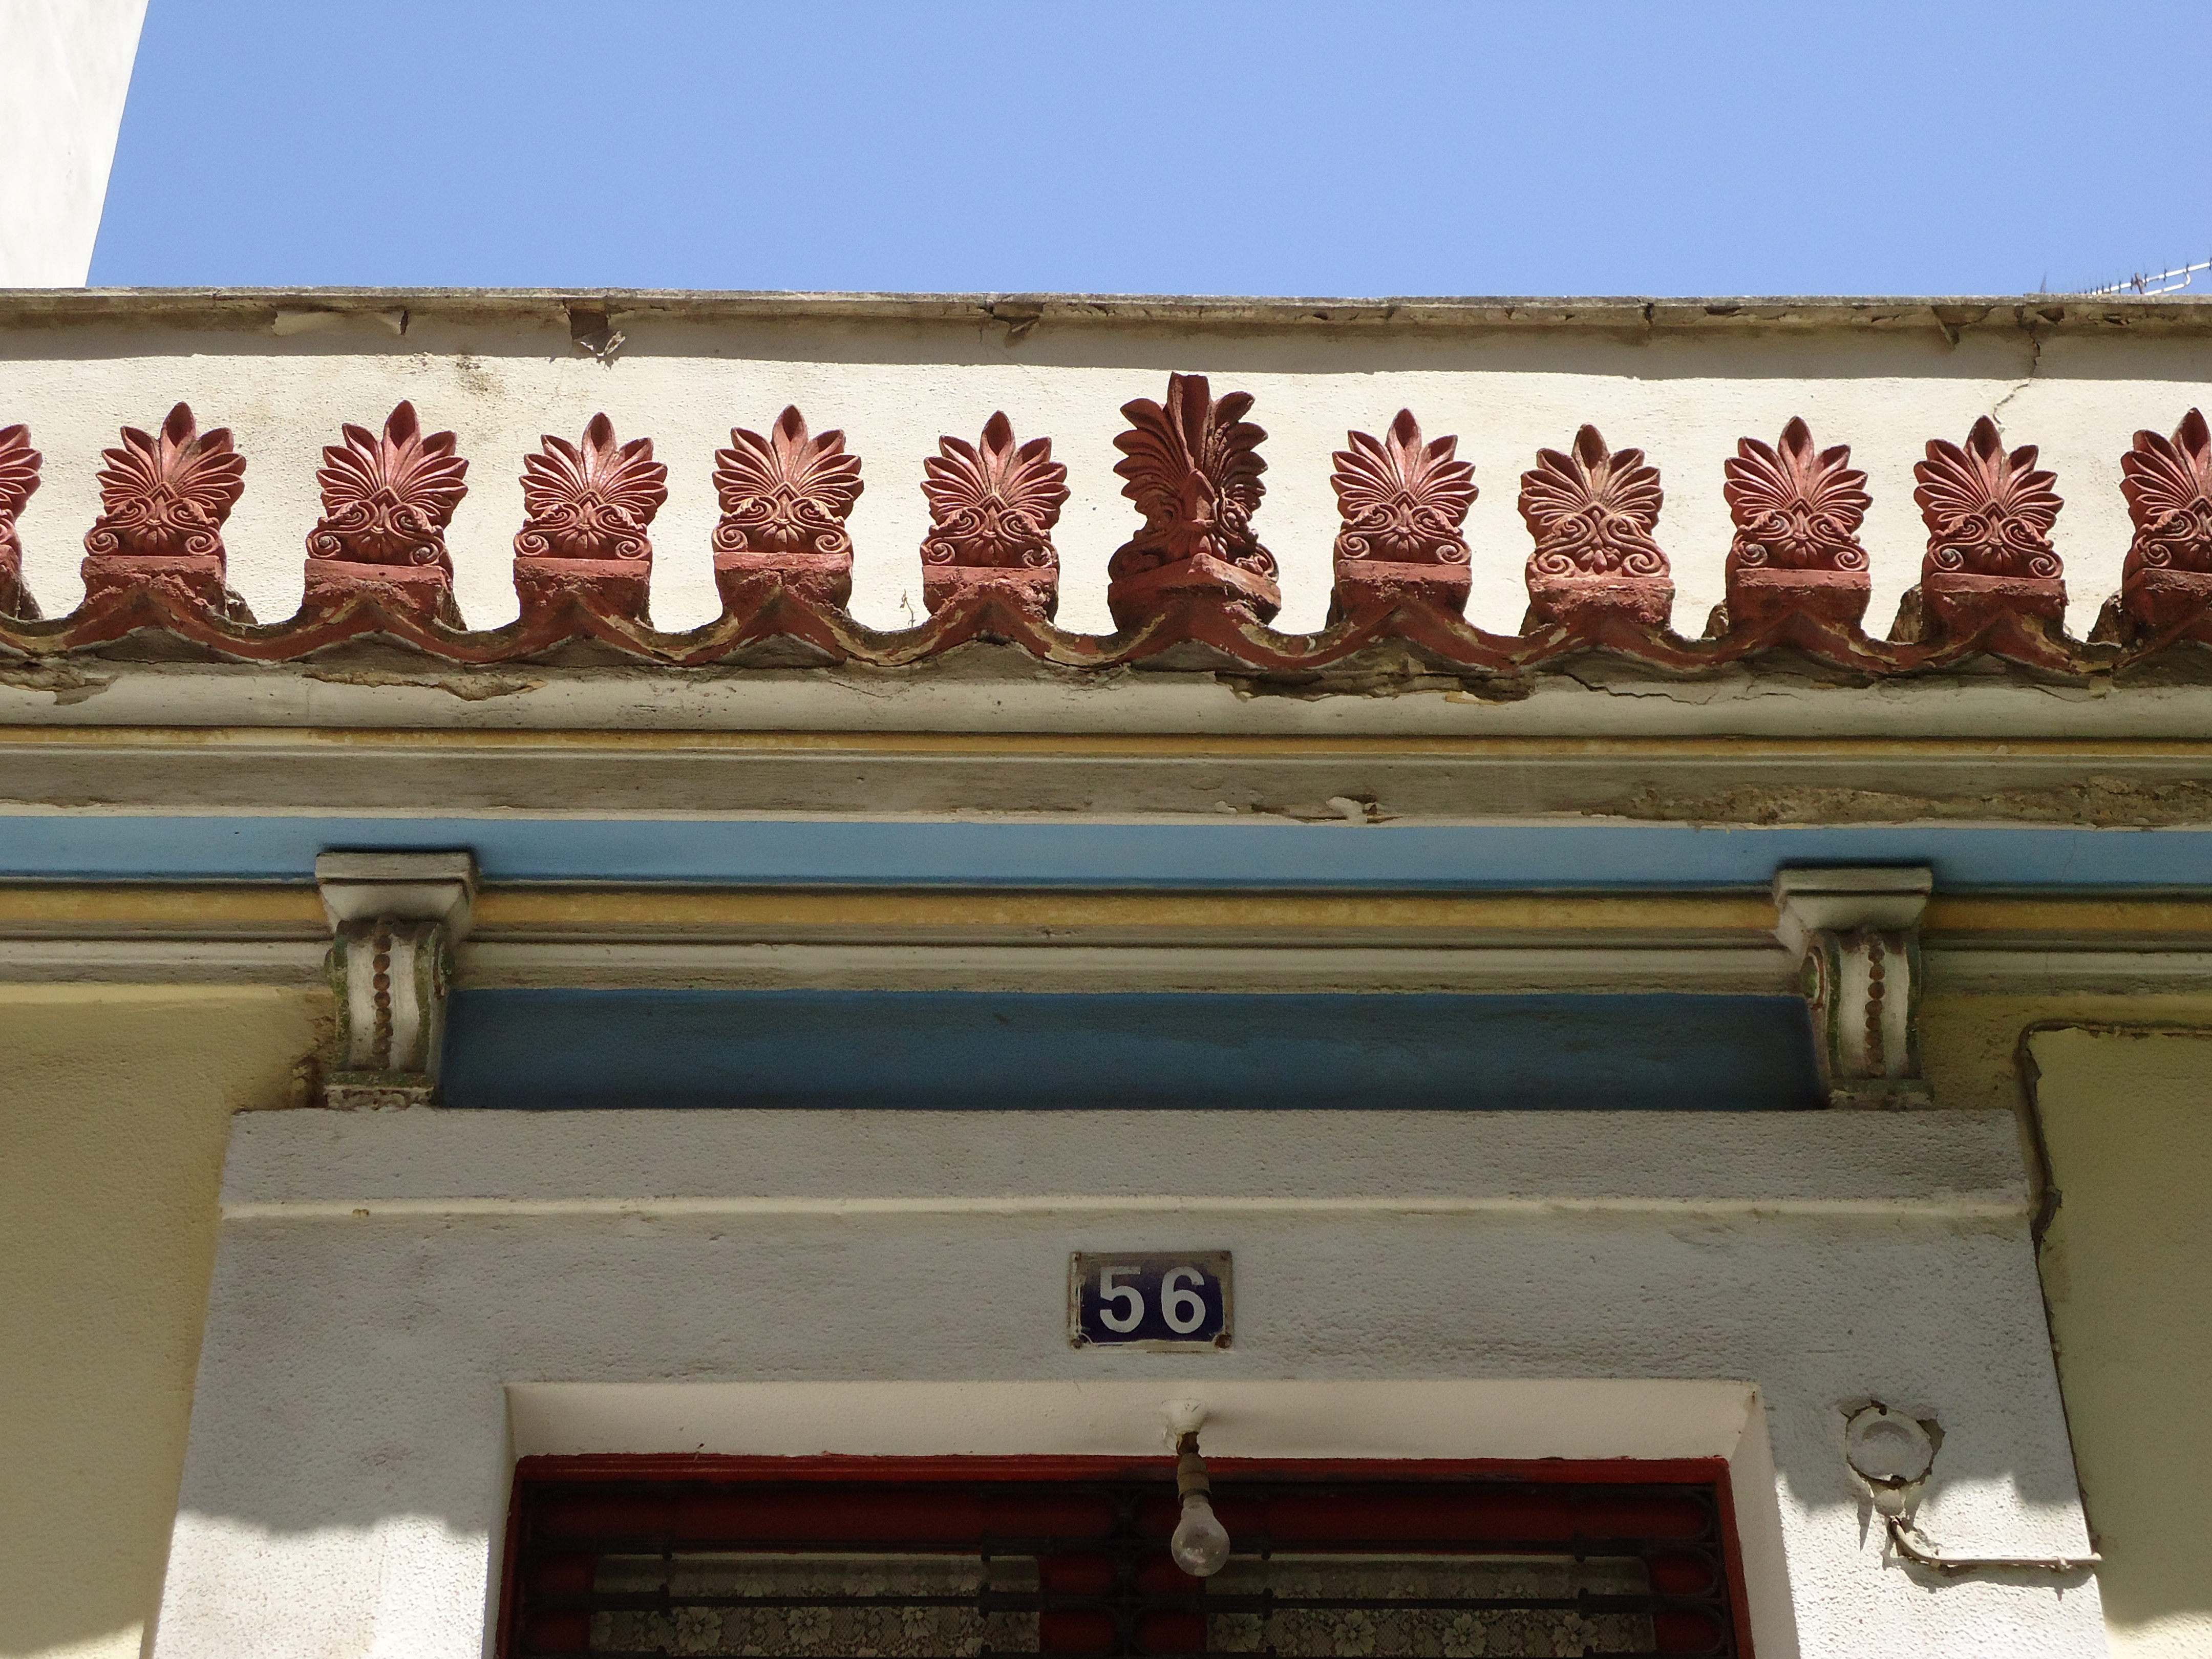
<box><xmin>438</xmin><ymin>990</ymin><xmax>1827</xmax><ymax>1111</ymax></box>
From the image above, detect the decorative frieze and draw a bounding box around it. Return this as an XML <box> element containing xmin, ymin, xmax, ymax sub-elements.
<box><xmin>302</xmin><ymin>401</ymin><xmax>470</xmax><ymax>625</ymax></box>
<box><xmin>0</xmin><ymin>421</ymin><xmax>38</xmax><ymax>619</ymax></box>
<box><xmin>1517</xmin><ymin>425</ymin><xmax>1670</xmax><ymax>632</ymax></box>
<box><xmin>712</xmin><ymin>407</ymin><xmax>864</xmax><ymax>611</ymax></box>
<box><xmin>515</xmin><ymin>414</ymin><xmax>668</xmax><ymax>626</ymax></box>
<box><xmin>81</xmin><ymin>402</ymin><xmax>251</xmax><ymax>619</ymax></box>
<box><xmin>920</xmin><ymin>412</ymin><xmax>1067</xmax><ymax>619</ymax></box>
<box><xmin>1773</xmin><ymin>867</ymin><xmax>1932</xmax><ymax>1109</ymax></box>
<box><xmin>1327</xmin><ymin>411</ymin><xmax>1476</xmax><ymax>622</ymax></box>
<box><xmin>1107</xmin><ymin>374</ymin><xmax>1280</xmax><ymax>629</ymax></box>
<box><xmin>8</xmin><ymin>379</ymin><xmax>2212</xmax><ymax>677</ymax></box>
<box><xmin>315</xmin><ymin>850</ymin><xmax>476</xmax><ymax>1108</ymax></box>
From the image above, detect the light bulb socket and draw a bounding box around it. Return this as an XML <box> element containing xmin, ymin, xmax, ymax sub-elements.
<box><xmin>1175</xmin><ymin>1433</ymin><xmax>1211</xmax><ymax>1501</ymax></box>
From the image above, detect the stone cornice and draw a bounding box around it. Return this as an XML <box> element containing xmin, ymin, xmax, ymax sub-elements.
<box><xmin>0</xmin><ymin>288</ymin><xmax>2206</xmax><ymax>339</ymax></box>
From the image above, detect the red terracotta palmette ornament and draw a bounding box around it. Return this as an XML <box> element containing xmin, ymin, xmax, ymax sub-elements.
<box><xmin>513</xmin><ymin>414</ymin><xmax>669</xmax><ymax>627</ymax></box>
<box><xmin>1900</xmin><ymin>415</ymin><xmax>2064</xmax><ymax>643</ymax></box>
<box><xmin>81</xmin><ymin>402</ymin><xmax>251</xmax><ymax>619</ymax></box>
<box><xmin>920</xmin><ymin>411</ymin><xmax>1068</xmax><ymax>620</ymax></box>
<box><xmin>1327</xmin><ymin>410</ymin><xmax>1475</xmax><ymax>623</ymax></box>
<box><xmin>0</xmin><ymin>421</ymin><xmax>41</xmax><ymax>619</ymax></box>
<box><xmin>711</xmin><ymin>407</ymin><xmax>864</xmax><ymax>612</ymax></box>
<box><xmin>1517</xmin><ymin>424</ymin><xmax>1671</xmax><ymax>633</ymax></box>
<box><xmin>1107</xmin><ymin>373</ymin><xmax>1280</xmax><ymax>630</ymax></box>
<box><xmin>2109</xmin><ymin>409</ymin><xmax>2212</xmax><ymax>644</ymax></box>
<box><xmin>1719</xmin><ymin>417</ymin><xmax>1871</xmax><ymax>632</ymax></box>
<box><xmin>302</xmin><ymin>401</ymin><xmax>470</xmax><ymax>626</ymax></box>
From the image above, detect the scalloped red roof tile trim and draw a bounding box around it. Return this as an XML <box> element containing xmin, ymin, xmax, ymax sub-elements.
<box><xmin>3</xmin><ymin>377</ymin><xmax>2212</xmax><ymax>680</ymax></box>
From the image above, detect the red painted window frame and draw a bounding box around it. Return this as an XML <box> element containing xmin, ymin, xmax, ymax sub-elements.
<box><xmin>496</xmin><ymin>1453</ymin><xmax>1757</xmax><ymax>1659</ymax></box>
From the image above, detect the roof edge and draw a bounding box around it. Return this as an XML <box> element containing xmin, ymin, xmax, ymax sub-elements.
<box><xmin>0</xmin><ymin>288</ymin><xmax>2203</xmax><ymax>334</ymax></box>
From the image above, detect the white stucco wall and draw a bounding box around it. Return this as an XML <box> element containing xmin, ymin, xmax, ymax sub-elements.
<box><xmin>155</xmin><ymin>1107</ymin><xmax>2103</xmax><ymax>1659</ymax></box>
<box><xmin>0</xmin><ymin>1</ymin><xmax>147</xmax><ymax>285</ymax></box>
<box><xmin>0</xmin><ymin>305</ymin><xmax>2203</xmax><ymax>640</ymax></box>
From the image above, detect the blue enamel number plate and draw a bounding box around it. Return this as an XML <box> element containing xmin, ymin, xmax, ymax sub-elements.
<box><xmin>1068</xmin><ymin>1252</ymin><xmax>1233</xmax><ymax>1349</ymax></box>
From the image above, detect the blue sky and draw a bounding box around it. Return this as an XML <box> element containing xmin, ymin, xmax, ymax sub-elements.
<box><xmin>91</xmin><ymin>0</ymin><xmax>2212</xmax><ymax>296</ymax></box>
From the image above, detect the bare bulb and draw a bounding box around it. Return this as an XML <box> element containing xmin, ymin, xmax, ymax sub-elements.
<box><xmin>1171</xmin><ymin>1491</ymin><xmax>1231</xmax><ymax>1577</ymax></box>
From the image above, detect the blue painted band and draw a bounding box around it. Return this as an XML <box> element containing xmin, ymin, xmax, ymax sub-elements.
<box><xmin>0</xmin><ymin>816</ymin><xmax>2205</xmax><ymax>888</ymax></box>
<box><xmin>440</xmin><ymin>990</ymin><xmax>1826</xmax><ymax>1112</ymax></box>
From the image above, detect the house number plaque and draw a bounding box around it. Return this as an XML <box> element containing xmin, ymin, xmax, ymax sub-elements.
<box><xmin>1068</xmin><ymin>1252</ymin><xmax>1232</xmax><ymax>1350</ymax></box>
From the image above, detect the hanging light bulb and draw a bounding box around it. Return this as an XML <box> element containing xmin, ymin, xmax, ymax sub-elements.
<box><xmin>1169</xmin><ymin>1431</ymin><xmax>1231</xmax><ymax>1577</ymax></box>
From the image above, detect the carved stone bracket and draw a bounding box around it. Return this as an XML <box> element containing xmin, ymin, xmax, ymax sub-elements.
<box><xmin>315</xmin><ymin>850</ymin><xmax>477</xmax><ymax>1107</ymax></box>
<box><xmin>1773</xmin><ymin>866</ymin><xmax>1932</xmax><ymax>1109</ymax></box>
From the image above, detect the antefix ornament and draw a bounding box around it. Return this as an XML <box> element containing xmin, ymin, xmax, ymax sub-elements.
<box><xmin>302</xmin><ymin>401</ymin><xmax>470</xmax><ymax>625</ymax></box>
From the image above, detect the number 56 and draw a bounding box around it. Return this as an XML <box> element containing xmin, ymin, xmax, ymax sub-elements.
<box><xmin>1097</xmin><ymin>1263</ymin><xmax>1209</xmax><ymax>1334</ymax></box>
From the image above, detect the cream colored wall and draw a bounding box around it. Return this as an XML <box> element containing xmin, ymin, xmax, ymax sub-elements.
<box><xmin>0</xmin><ymin>986</ymin><xmax>322</xmax><ymax>1659</ymax></box>
<box><xmin>3</xmin><ymin>310</ymin><xmax>2206</xmax><ymax>639</ymax></box>
<box><xmin>2031</xmin><ymin>1026</ymin><xmax>2212</xmax><ymax>1659</ymax></box>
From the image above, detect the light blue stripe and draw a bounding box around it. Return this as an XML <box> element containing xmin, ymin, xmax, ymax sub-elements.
<box><xmin>0</xmin><ymin>816</ymin><xmax>2204</xmax><ymax>887</ymax></box>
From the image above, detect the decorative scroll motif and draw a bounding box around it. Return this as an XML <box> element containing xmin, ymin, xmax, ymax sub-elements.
<box><xmin>0</xmin><ymin>422</ymin><xmax>40</xmax><ymax>618</ymax></box>
<box><xmin>1327</xmin><ymin>410</ymin><xmax>1475</xmax><ymax>621</ymax></box>
<box><xmin>303</xmin><ymin>402</ymin><xmax>470</xmax><ymax>624</ymax></box>
<box><xmin>1107</xmin><ymin>373</ymin><xmax>1280</xmax><ymax>629</ymax></box>
<box><xmin>1901</xmin><ymin>416</ymin><xmax>2064</xmax><ymax>640</ymax></box>
<box><xmin>514</xmin><ymin>414</ymin><xmax>668</xmax><ymax>624</ymax></box>
<box><xmin>712</xmin><ymin>407</ymin><xmax>864</xmax><ymax>610</ymax></box>
<box><xmin>2113</xmin><ymin>409</ymin><xmax>2212</xmax><ymax>640</ymax></box>
<box><xmin>81</xmin><ymin>403</ymin><xmax>250</xmax><ymax>617</ymax></box>
<box><xmin>920</xmin><ymin>412</ymin><xmax>1068</xmax><ymax>618</ymax></box>
<box><xmin>1721</xmin><ymin>417</ymin><xmax>1871</xmax><ymax>629</ymax></box>
<box><xmin>1516</xmin><ymin>424</ymin><xmax>1671</xmax><ymax>631</ymax></box>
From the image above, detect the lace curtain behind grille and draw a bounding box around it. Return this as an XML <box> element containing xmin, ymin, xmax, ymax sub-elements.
<box><xmin>1207</xmin><ymin>1555</ymin><xmax>1656</xmax><ymax>1659</ymax></box>
<box><xmin>589</xmin><ymin>1554</ymin><xmax>1041</xmax><ymax>1658</ymax></box>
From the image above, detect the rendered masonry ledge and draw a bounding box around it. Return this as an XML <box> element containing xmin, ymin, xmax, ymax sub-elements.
<box><xmin>18</xmin><ymin>721</ymin><xmax>2212</xmax><ymax>826</ymax></box>
<box><xmin>216</xmin><ymin>1105</ymin><xmax>2031</xmax><ymax>1216</ymax></box>
<box><xmin>18</xmin><ymin>662</ymin><xmax>2212</xmax><ymax>738</ymax></box>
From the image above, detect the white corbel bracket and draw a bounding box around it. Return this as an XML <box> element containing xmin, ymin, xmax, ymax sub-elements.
<box><xmin>315</xmin><ymin>851</ymin><xmax>477</xmax><ymax>1108</ymax></box>
<box><xmin>1774</xmin><ymin>866</ymin><xmax>1932</xmax><ymax>1110</ymax></box>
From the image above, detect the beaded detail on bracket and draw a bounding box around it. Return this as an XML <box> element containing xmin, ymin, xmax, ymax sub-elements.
<box><xmin>6</xmin><ymin>378</ymin><xmax>2212</xmax><ymax>678</ymax></box>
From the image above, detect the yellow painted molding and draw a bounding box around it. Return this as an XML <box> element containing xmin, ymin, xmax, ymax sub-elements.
<box><xmin>1925</xmin><ymin>896</ymin><xmax>2212</xmax><ymax>938</ymax></box>
<box><xmin>8</xmin><ymin>882</ymin><xmax>2212</xmax><ymax>946</ymax></box>
<box><xmin>469</xmin><ymin>888</ymin><xmax>1778</xmax><ymax>934</ymax></box>
<box><xmin>0</xmin><ymin>884</ymin><xmax>325</xmax><ymax>929</ymax></box>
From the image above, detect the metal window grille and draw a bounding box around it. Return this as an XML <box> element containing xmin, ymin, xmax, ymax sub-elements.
<box><xmin>500</xmin><ymin>1458</ymin><xmax>1747</xmax><ymax>1659</ymax></box>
